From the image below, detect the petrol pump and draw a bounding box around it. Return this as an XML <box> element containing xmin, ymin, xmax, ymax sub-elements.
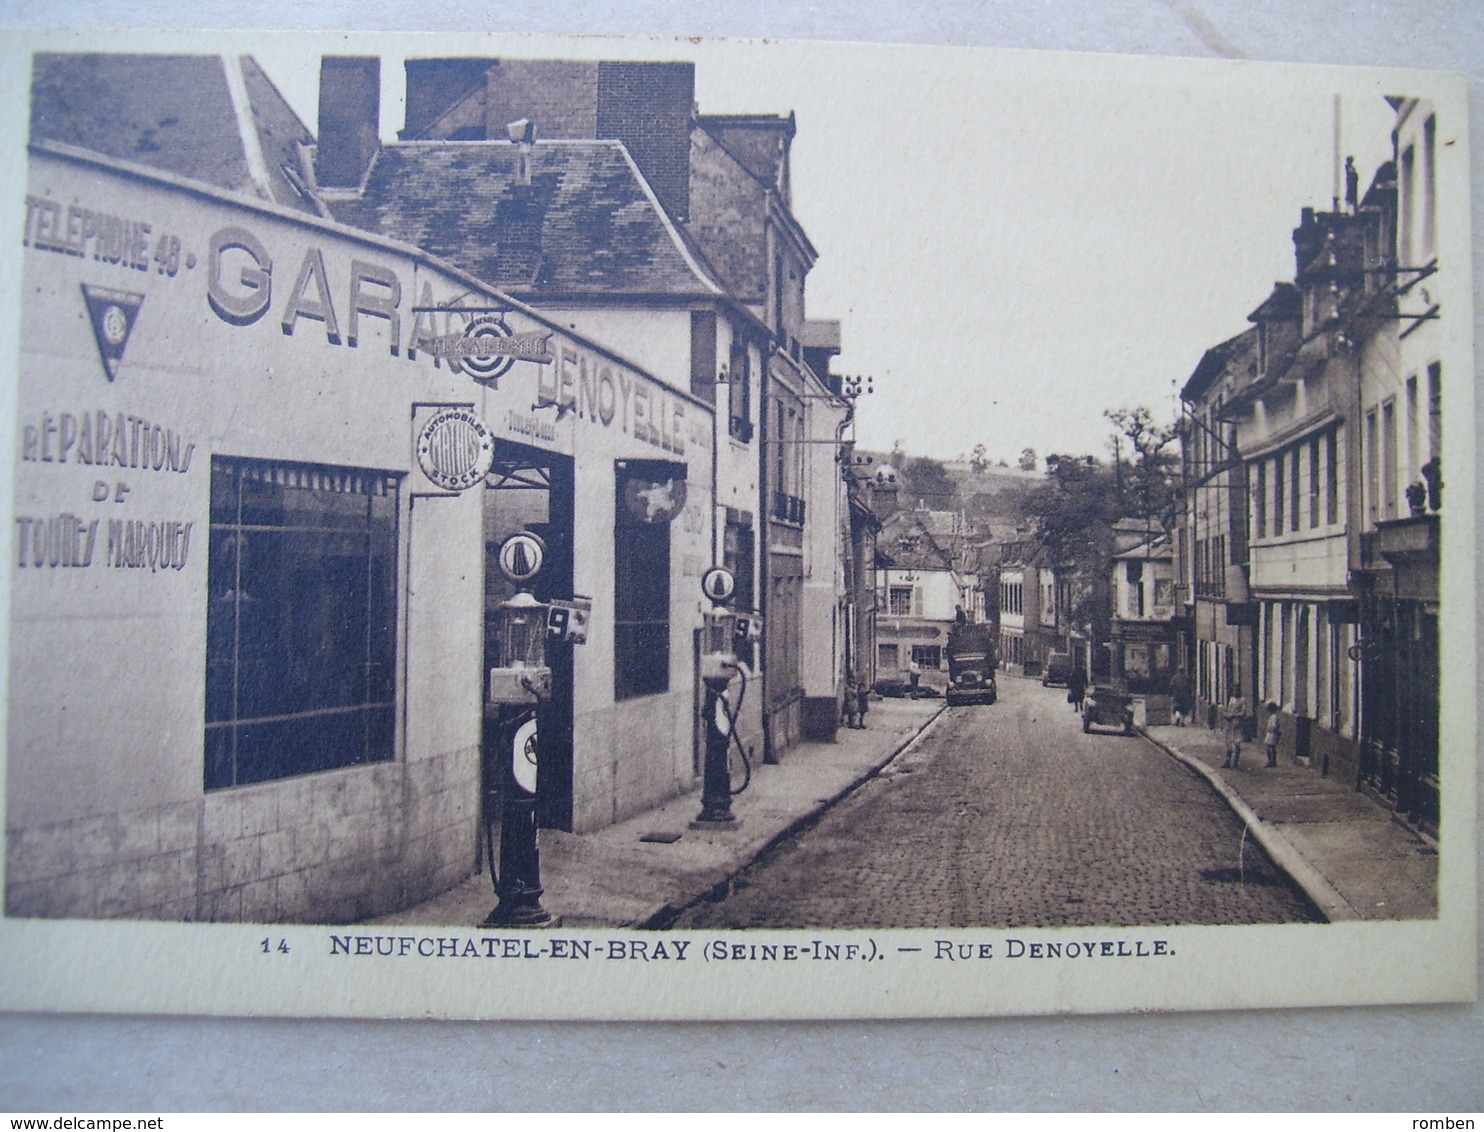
<box><xmin>481</xmin><ymin>531</ymin><xmax>590</xmax><ymax>928</ymax></box>
<box><xmin>692</xmin><ymin>567</ymin><xmax>761</xmax><ymax>828</ymax></box>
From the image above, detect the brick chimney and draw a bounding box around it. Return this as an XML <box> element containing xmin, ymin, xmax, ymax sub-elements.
<box><xmin>871</xmin><ymin>469</ymin><xmax>900</xmax><ymax>521</ymax></box>
<box><xmin>496</xmin><ymin>118</ymin><xmax>544</xmax><ymax>284</ymax></box>
<box><xmin>317</xmin><ymin>56</ymin><xmax>380</xmax><ymax>189</ymax></box>
<box><xmin>398</xmin><ymin>57</ymin><xmax>695</xmax><ymax>220</ymax></box>
<box><xmin>596</xmin><ymin>62</ymin><xmax>694</xmax><ymax>221</ymax></box>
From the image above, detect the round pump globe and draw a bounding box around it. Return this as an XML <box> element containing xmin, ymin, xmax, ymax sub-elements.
<box><xmin>497</xmin><ymin>591</ymin><xmax>547</xmax><ymax>669</ymax></box>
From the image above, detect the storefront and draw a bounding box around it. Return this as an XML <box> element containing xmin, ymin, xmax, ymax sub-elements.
<box><xmin>7</xmin><ymin>143</ymin><xmax>715</xmax><ymax>922</ymax></box>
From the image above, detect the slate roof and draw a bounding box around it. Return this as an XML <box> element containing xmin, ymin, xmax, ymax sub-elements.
<box><xmin>1182</xmin><ymin>327</ymin><xmax>1257</xmax><ymax>403</ymax></box>
<box><xmin>878</xmin><ymin>510</ymin><xmax>958</xmax><ymax>574</ymax></box>
<box><xmin>1112</xmin><ymin>517</ymin><xmax>1169</xmax><ymax>557</ymax></box>
<box><xmin>1247</xmin><ymin>281</ymin><xmax>1301</xmax><ymax>323</ymax></box>
<box><xmin>327</xmin><ymin>140</ymin><xmax>725</xmax><ymax>298</ymax></box>
<box><xmin>1113</xmin><ymin>532</ymin><xmax>1171</xmax><ymax>560</ymax></box>
<box><xmin>695</xmin><ymin>114</ymin><xmax>794</xmax><ymax>192</ymax></box>
<box><xmin>30</xmin><ymin>53</ymin><xmax>319</xmax><ymax>215</ymax></box>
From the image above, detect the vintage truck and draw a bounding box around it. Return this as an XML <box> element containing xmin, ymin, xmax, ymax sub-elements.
<box><xmin>944</xmin><ymin>622</ymin><xmax>997</xmax><ymax>707</ymax></box>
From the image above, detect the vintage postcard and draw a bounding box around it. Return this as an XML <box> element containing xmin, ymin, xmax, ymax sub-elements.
<box><xmin>0</xmin><ymin>27</ymin><xmax>1474</xmax><ymax>1020</ymax></box>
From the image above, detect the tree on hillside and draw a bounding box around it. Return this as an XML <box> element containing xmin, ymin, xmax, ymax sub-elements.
<box><xmin>964</xmin><ymin>485</ymin><xmax>1030</xmax><ymax>530</ymax></box>
<box><xmin>970</xmin><ymin>443</ymin><xmax>989</xmax><ymax>474</ymax></box>
<box><xmin>903</xmin><ymin>456</ymin><xmax>960</xmax><ymax>509</ymax></box>
<box><xmin>1018</xmin><ymin>447</ymin><xmax>1038</xmax><ymax>472</ymax></box>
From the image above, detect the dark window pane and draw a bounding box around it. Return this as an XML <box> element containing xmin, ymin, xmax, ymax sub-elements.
<box><xmin>614</xmin><ymin>465</ymin><xmax>673</xmax><ymax>700</ymax></box>
<box><xmin>205</xmin><ymin>458</ymin><xmax>399</xmax><ymax>789</ymax></box>
<box><xmin>614</xmin><ymin>621</ymin><xmax>670</xmax><ymax>699</ymax></box>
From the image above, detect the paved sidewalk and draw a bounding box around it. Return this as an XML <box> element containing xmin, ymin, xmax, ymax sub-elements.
<box><xmin>370</xmin><ymin>697</ymin><xmax>945</xmax><ymax>929</ymax></box>
<box><xmin>1142</xmin><ymin>722</ymin><xmax>1438</xmax><ymax>921</ymax></box>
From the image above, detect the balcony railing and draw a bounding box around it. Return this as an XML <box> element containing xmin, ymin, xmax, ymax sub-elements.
<box><xmin>1362</xmin><ymin>513</ymin><xmax>1440</xmax><ymax>567</ymax></box>
<box><xmin>772</xmin><ymin>491</ymin><xmax>806</xmax><ymax>526</ymax></box>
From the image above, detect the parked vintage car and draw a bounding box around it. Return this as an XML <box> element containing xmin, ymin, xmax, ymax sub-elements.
<box><xmin>1082</xmin><ymin>686</ymin><xmax>1135</xmax><ymax>735</ymax></box>
<box><xmin>874</xmin><ymin>678</ymin><xmax>941</xmax><ymax>699</ymax></box>
<box><xmin>1042</xmin><ymin>651</ymin><xmax>1073</xmax><ymax>687</ymax></box>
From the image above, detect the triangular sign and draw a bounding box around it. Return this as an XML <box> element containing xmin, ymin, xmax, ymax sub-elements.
<box><xmin>81</xmin><ymin>285</ymin><xmax>144</xmax><ymax>382</ymax></box>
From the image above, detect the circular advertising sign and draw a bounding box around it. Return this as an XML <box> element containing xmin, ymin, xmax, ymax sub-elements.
<box><xmin>512</xmin><ymin>718</ymin><xmax>539</xmax><ymax>793</ymax></box>
<box><xmin>416</xmin><ymin>407</ymin><xmax>495</xmax><ymax>492</ymax></box>
<box><xmin>459</xmin><ymin>314</ymin><xmax>519</xmax><ymax>382</ymax></box>
<box><xmin>701</xmin><ymin>566</ymin><xmax>736</xmax><ymax>604</ymax></box>
<box><xmin>497</xmin><ymin>531</ymin><xmax>547</xmax><ymax>584</ymax></box>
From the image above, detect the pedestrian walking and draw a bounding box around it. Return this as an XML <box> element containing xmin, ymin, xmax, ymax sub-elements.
<box><xmin>1221</xmin><ymin>690</ymin><xmax>1249</xmax><ymax>769</ymax></box>
<box><xmin>1263</xmin><ymin>702</ymin><xmax>1281</xmax><ymax>768</ymax></box>
<box><xmin>908</xmin><ymin>658</ymin><xmax>922</xmax><ymax>699</ymax></box>
<box><xmin>855</xmin><ymin>682</ymin><xmax>870</xmax><ymax>729</ymax></box>
<box><xmin>1067</xmin><ymin>665</ymin><xmax>1087</xmax><ymax>713</ymax></box>
<box><xmin>1170</xmin><ymin>673</ymin><xmax>1193</xmax><ymax>727</ymax></box>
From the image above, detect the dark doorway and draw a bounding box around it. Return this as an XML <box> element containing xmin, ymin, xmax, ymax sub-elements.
<box><xmin>483</xmin><ymin>441</ymin><xmax>575</xmax><ymax>831</ymax></box>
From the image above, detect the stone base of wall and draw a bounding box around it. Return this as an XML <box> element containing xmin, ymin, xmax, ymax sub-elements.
<box><xmin>1193</xmin><ymin>697</ymin><xmax>1224</xmax><ymax>732</ymax></box>
<box><xmin>1134</xmin><ymin>695</ymin><xmax>1173</xmax><ymax>727</ymax></box>
<box><xmin>768</xmin><ymin>696</ymin><xmax>802</xmax><ymax>761</ymax></box>
<box><xmin>7</xmin><ymin>746</ymin><xmax>481</xmax><ymax>924</ymax></box>
<box><xmin>800</xmin><ymin>695</ymin><xmax>841</xmax><ymax>742</ymax></box>
<box><xmin>1298</xmin><ymin>719</ymin><xmax>1358</xmax><ymax>785</ymax></box>
<box><xmin>6</xmin><ymin>799</ymin><xmax>199</xmax><ymax>920</ymax></box>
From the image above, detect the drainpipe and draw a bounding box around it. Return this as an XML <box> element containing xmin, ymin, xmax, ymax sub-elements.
<box><xmin>759</xmin><ymin>341</ymin><xmax>774</xmax><ymax>764</ymax></box>
<box><xmin>835</xmin><ymin>404</ymin><xmax>854</xmax><ymax>703</ymax></box>
<box><xmin>712</xmin><ymin>356</ymin><xmax>723</xmax><ymax>568</ymax></box>
<box><xmin>1343</xmin><ymin>318</ymin><xmax>1366</xmax><ymax>780</ymax></box>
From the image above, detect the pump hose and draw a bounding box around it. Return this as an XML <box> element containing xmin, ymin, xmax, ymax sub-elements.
<box><xmin>484</xmin><ymin>780</ymin><xmax>500</xmax><ymax>895</ymax></box>
<box><xmin>719</xmin><ymin>665</ymin><xmax>754</xmax><ymax>796</ymax></box>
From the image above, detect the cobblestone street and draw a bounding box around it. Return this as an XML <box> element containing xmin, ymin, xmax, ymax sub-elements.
<box><xmin>672</xmin><ymin>676</ymin><xmax>1321</xmax><ymax>929</ymax></box>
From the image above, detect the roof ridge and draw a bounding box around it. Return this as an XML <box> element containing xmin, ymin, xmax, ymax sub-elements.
<box><xmin>609</xmin><ymin>139</ymin><xmax>726</xmax><ymax>297</ymax></box>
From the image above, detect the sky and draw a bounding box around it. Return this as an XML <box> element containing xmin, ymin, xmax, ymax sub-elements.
<box><xmin>250</xmin><ymin>35</ymin><xmax>1399</xmax><ymax>467</ymax></box>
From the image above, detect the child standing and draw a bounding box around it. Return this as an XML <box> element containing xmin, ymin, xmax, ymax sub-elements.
<box><xmin>1263</xmin><ymin>702</ymin><xmax>1281</xmax><ymax>768</ymax></box>
<box><xmin>843</xmin><ymin>674</ymin><xmax>860</xmax><ymax>729</ymax></box>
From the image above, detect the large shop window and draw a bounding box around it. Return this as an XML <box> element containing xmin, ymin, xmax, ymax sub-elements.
<box><xmin>911</xmin><ymin>645</ymin><xmax>942</xmax><ymax>670</ymax></box>
<box><xmin>206</xmin><ymin>458</ymin><xmax>400</xmax><ymax>789</ymax></box>
<box><xmin>615</xmin><ymin>460</ymin><xmax>684</xmax><ymax>700</ymax></box>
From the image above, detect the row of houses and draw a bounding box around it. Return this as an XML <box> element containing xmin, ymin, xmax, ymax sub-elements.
<box><xmin>966</xmin><ymin>95</ymin><xmax>1448</xmax><ymax>842</ymax></box>
<box><xmin>1176</xmin><ymin>94</ymin><xmax>1448</xmax><ymax>833</ymax></box>
<box><xmin>993</xmin><ymin>517</ymin><xmax>1176</xmax><ymax>693</ymax></box>
<box><xmin>873</xmin><ymin>500</ymin><xmax>985</xmax><ymax>682</ymax></box>
<box><xmin>7</xmin><ymin>53</ymin><xmax>883</xmax><ymax>922</ymax></box>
